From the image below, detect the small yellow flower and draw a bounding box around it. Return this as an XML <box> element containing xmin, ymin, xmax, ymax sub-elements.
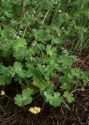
<box><xmin>32</xmin><ymin>81</ymin><xmax>39</xmax><ymax>87</ymax></box>
<box><xmin>29</xmin><ymin>106</ymin><xmax>41</xmax><ymax>114</ymax></box>
<box><xmin>0</xmin><ymin>90</ymin><xmax>5</xmax><ymax>96</ymax></box>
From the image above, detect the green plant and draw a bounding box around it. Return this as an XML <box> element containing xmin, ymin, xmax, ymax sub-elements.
<box><xmin>0</xmin><ymin>0</ymin><xmax>89</xmax><ymax>108</ymax></box>
<box><xmin>14</xmin><ymin>88</ymin><xmax>33</xmax><ymax>106</ymax></box>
